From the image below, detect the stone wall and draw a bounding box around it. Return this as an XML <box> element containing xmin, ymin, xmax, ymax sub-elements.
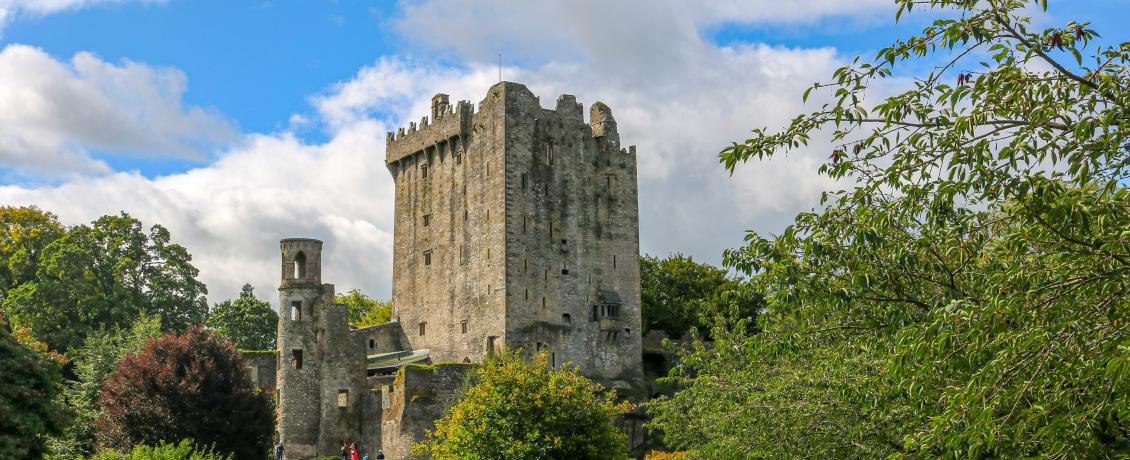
<box><xmin>499</xmin><ymin>83</ymin><xmax>644</xmax><ymax>387</ymax></box>
<box><xmin>387</xmin><ymin>86</ymin><xmax>508</xmax><ymax>364</ymax></box>
<box><xmin>243</xmin><ymin>350</ymin><xmax>277</xmax><ymax>391</ymax></box>
<box><xmin>381</xmin><ymin>363</ymin><xmax>473</xmax><ymax>460</ymax></box>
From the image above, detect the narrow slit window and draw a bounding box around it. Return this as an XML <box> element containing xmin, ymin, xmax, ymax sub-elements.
<box><xmin>524</xmin><ymin>289</ymin><xmax>529</xmax><ymax>300</ymax></box>
<box><xmin>613</xmin><ymin>254</ymin><xmax>617</xmax><ymax>269</ymax></box>
<box><xmin>590</xmin><ymin>305</ymin><xmax>599</xmax><ymax>321</ymax></box>
<box><xmin>561</xmin><ymin>261</ymin><xmax>568</xmax><ymax>275</ymax></box>
<box><xmin>423</xmin><ymin>214</ymin><xmax>431</xmax><ymax>227</ymax></box>
<box><xmin>461</xmin><ymin>320</ymin><xmax>468</xmax><ymax>334</ymax></box>
<box><xmin>368</xmin><ymin>339</ymin><xmax>375</xmax><ymax>349</ymax></box>
<box><xmin>521</xmin><ymin>173</ymin><xmax>528</xmax><ymax>190</ymax></box>
<box><xmin>421</xmin><ymin>164</ymin><xmax>429</xmax><ymax>179</ymax></box>
<box><xmin>541</xmin><ymin>297</ymin><xmax>546</xmax><ymax>309</ymax></box>
<box><xmin>418</xmin><ymin>322</ymin><xmax>427</xmax><ymax>336</ymax></box>
<box><xmin>292</xmin><ymin>350</ymin><xmax>303</xmax><ymax>369</ymax></box>
<box><xmin>424</xmin><ymin>250</ymin><xmax>433</xmax><ymax>266</ymax></box>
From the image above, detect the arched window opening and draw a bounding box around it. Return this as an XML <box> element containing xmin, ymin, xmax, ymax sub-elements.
<box><xmin>562</xmin><ymin>313</ymin><xmax>572</xmax><ymax>324</ymax></box>
<box><xmin>294</xmin><ymin>251</ymin><xmax>307</xmax><ymax>279</ymax></box>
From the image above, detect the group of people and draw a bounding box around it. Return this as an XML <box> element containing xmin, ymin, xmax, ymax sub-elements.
<box><xmin>341</xmin><ymin>441</ymin><xmax>384</xmax><ymax>460</ymax></box>
<box><xmin>270</xmin><ymin>440</ymin><xmax>384</xmax><ymax>460</ymax></box>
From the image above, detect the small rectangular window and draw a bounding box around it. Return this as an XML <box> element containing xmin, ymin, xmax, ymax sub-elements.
<box><xmin>541</xmin><ymin>297</ymin><xmax>546</xmax><ymax>309</ymax></box>
<box><xmin>418</xmin><ymin>322</ymin><xmax>427</xmax><ymax>336</ymax></box>
<box><xmin>455</xmin><ymin>153</ymin><xmax>462</xmax><ymax>165</ymax></box>
<box><xmin>524</xmin><ymin>289</ymin><xmax>529</xmax><ymax>300</ymax></box>
<box><xmin>523</xmin><ymin>216</ymin><xmax>527</xmax><ymax>232</ymax></box>
<box><xmin>461</xmin><ymin>320</ymin><xmax>468</xmax><ymax>334</ymax></box>
<box><xmin>292</xmin><ymin>350</ymin><xmax>303</xmax><ymax>369</ymax></box>
<box><xmin>424</xmin><ymin>250</ymin><xmax>432</xmax><ymax>266</ymax></box>
<box><xmin>337</xmin><ymin>390</ymin><xmax>349</xmax><ymax>408</ymax></box>
<box><xmin>464</xmin><ymin>209</ymin><xmax>469</xmax><ymax>221</ymax></box>
<box><xmin>590</xmin><ymin>305</ymin><xmax>598</xmax><ymax>322</ymax></box>
<box><xmin>487</xmin><ymin>336</ymin><xmax>497</xmax><ymax>355</ymax></box>
<box><xmin>423</xmin><ymin>214</ymin><xmax>431</xmax><ymax>227</ymax></box>
<box><xmin>368</xmin><ymin>339</ymin><xmax>375</xmax><ymax>349</ymax></box>
<box><xmin>625</xmin><ymin>328</ymin><xmax>631</xmax><ymax>338</ymax></box>
<box><xmin>613</xmin><ymin>254</ymin><xmax>617</xmax><ymax>269</ymax></box>
<box><xmin>521</xmin><ymin>173</ymin><xmax>527</xmax><ymax>190</ymax></box>
<box><xmin>291</xmin><ymin>301</ymin><xmax>302</xmax><ymax>320</ymax></box>
<box><xmin>421</xmin><ymin>164</ymin><xmax>429</xmax><ymax>179</ymax></box>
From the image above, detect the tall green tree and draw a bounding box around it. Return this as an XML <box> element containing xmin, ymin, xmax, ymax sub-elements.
<box><xmin>336</xmin><ymin>289</ymin><xmax>392</xmax><ymax>328</ymax></box>
<box><xmin>649</xmin><ymin>0</ymin><xmax>1130</xmax><ymax>457</ymax></box>
<box><xmin>413</xmin><ymin>351</ymin><xmax>631</xmax><ymax>460</ymax></box>
<box><xmin>0</xmin><ymin>317</ymin><xmax>71</xmax><ymax>459</ymax></box>
<box><xmin>97</xmin><ymin>326</ymin><xmax>273</xmax><ymax>460</ymax></box>
<box><xmin>207</xmin><ymin>284</ymin><xmax>278</xmax><ymax>350</ymax></box>
<box><xmin>0</xmin><ymin>206</ymin><xmax>64</xmax><ymax>298</ymax></box>
<box><xmin>3</xmin><ymin>213</ymin><xmax>207</xmax><ymax>354</ymax></box>
<box><xmin>640</xmin><ymin>254</ymin><xmax>759</xmax><ymax>339</ymax></box>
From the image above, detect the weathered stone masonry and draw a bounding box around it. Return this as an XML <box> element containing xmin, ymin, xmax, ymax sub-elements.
<box><xmin>273</xmin><ymin>82</ymin><xmax>644</xmax><ymax>459</ymax></box>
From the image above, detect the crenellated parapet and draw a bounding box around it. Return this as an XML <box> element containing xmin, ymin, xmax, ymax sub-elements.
<box><xmin>385</xmin><ymin>94</ymin><xmax>474</xmax><ymax>168</ymax></box>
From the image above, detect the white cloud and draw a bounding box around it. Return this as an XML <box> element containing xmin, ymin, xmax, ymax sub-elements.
<box><xmin>0</xmin><ymin>0</ymin><xmax>164</xmax><ymax>33</ymax></box>
<box><xmin>0</xmin><ymin>44</ymin><xmax>238</xmax><ymax>174</ymax></box>
<box><xmin>0</xmin><ymin>0</ymin><xmax>893</xmax><ymax>304</ymax></box>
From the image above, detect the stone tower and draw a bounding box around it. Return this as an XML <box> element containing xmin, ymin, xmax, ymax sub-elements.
<box><xmin>276</xmin><ymin>238</ymin><xmax>379</xmax><ymax>459</ymax></box>
<box><xmin>385</xmin><ymin>82</ymin><xmax>643</xmax><ymax>386</ymax></box>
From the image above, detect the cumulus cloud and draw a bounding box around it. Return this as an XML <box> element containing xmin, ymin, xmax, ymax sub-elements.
<box><xmin>0</xmin><ymin>44</ymin><xmax>238</xmax><ymax>174</ymax></box>
<box><xmin>0</xmin><ymin>0</ymin><xmax>899</xmax><ymax>303</ymax></box>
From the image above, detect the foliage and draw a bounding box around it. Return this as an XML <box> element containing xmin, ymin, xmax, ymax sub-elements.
<box><xmin>96</xmin><ymin>326</ymin><xmax>273</xmax><ymax>460</ymax></box>
<box><xmin>0</xmin><ymin>206</ymin><xmax>64</xmax><ymax>297</ymax></box>
<box><xmin>207</xmin><ymin>283</ymin><xmax>278</xmax><ymax>350</ymax></box>
<box><xmin>640</xmin><ymin>254</ymin><xmax>760</xmax><ymax>338</ymax></box>
<box><xmin>3</xmin><ymin>212</ymin><xmax>208</xmax><ymax>354</ymax></box>
<box><xmin>412</xmin><ymin>351</ymin><xmax>631</xmax><ymax>460</ymax></box>
<box><xmin>0</xmin><ymin>318</ymin><xmax>71</xmax><ymax>459</ymax></box>
<box><xmin>644</xmin><ymin>451</ymin><xmax>688</xmax><ymax>460</ymax></box>
<box><xmin>90</xmin><ymin>439</ymin><xmax>232</xmax><ymax>460</ymax></box>
<box><xmin>336</xmin><ymin>289</ymin><xmax>392</xmax><ymax>328</ymax></box>
<box><xmin>651</xmin><ymin>0</ymin><xmax>1130</xmax><ymax>457</ymax></box>
<box><xmin>46</xmin><ymin>315</ymin><xmax>162</xmax><ymax>459</ymax></box>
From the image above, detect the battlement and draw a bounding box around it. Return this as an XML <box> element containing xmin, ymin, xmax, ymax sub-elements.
<box><xmin>385</xmin><ymin>95</ymin><xmax>474</xmax><ymax>166</ymax></box>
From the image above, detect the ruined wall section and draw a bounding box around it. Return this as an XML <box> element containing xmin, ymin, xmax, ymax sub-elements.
<box><xmin>381</xmin><ymin>364</ymin><xmax>473</xmax><ymax>460</ymax></box>
<box><xmin>500</xmin><ymin>84</ymin><xmax>644</xmax><ymax>386</ymax></box>
<box><xmin>387</xmin><ymin>91</ymin><xmax>507</xmax><ymax>364</ymax></box>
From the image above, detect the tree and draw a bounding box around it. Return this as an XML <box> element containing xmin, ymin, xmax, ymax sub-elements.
<box><xmin>650</xmin><ymin>0</ymin><xmax>1130</xmax><ymax>457</ymax></box>
<box><xmin>413</xmin><ymin>351</ymin><xmax>631</xmax><ymax>459</ymax></box>
<box><xmin>47</xmin><ymin>315</ymin><xmax>162</xmax><ymax>459</ymax></box>
<box><xmin>640</xmin><ymin>254</ymin><xmax>759</xmax><ymax>339</ymax></box>
<box><xmin>207</xmin><ymin>284</ymin><xmax>278</xmax><ymax>350</ymax></box>
<box><xmin>96</xmin><ymin>326</ymin><xmax>273</xmax><ymax>460</ymax></box>
<box><xmin>0</xmin><ymin>206</ymin><xmax>64</xmax><ymax>297</ymax></box>
<box><xmin>3</xmin><ymin>212</ymin><xmax>208</xmax><ymax>354</ymax></box>
<box><xmin>0</xmin><ymin>317</ymin><xmax>71</xmax><ymax>459</ymax></box>
<box><xmin>336</xmin><ymin>289</ymin><xmax>392</xmax><ymax>328</ymax></box>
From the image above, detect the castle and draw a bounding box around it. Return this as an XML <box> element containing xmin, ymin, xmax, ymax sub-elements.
<box><xmin>268</xmin><ymin>82</ymin><xmax>644</xmax><ymax>459</ymax></box>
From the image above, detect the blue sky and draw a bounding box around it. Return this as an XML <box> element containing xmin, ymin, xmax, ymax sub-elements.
<box><xmin>0</xmin><ymin>0</ymin><xmax>1126</xmax><ymax>302</ymax></box>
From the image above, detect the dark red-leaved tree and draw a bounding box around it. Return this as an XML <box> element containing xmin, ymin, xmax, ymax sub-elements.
<box><xmin>96</xmin><ymin>325</ymin><xmax>273</xmax><ymax>459</ymax></box>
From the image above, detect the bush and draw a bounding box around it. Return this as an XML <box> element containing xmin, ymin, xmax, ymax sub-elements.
<box><xmin>413</xmin><ymin>350</ymin><xmax>631</xmax><ymax>459</ymax></box>
<box><xmin>96</xmin><ymin>326</ymin><xmax>273</xmax><ymax>460</ymax></box>
<box><xmin>91</xmin><ymin>439</ymin><xmax>231</xmax><ymax>460</ymax></box>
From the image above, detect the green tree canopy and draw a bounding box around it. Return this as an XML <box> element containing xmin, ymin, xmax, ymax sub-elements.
<box><xmin>0</xmin><ymin>317</ymin><xmax>71</xmax><ymax>459</ymax></box>
<box><xmin>649</xmin><ymin>0</ymin><xmax>1130</xmax><ymax>457</ymax></box>
<box><xmin>413</xmin><ymin>351</ymin><xmax>631</xmax><ymax>460</ymax></box>
<box><xmin>206</xmin><ymin>283</ymin><xmax>278</xmax><ymax>350</ymax></box>
<box><xmin>3</xmin><ymin>212</ymin><xmax>208</xmax><ymax>354</ymax></box>
<box><xmin>640</xmin><ymin>254</ymin><xmax>759</xmax><ymax>339</ymax></box>
<box><xmin>96</xmin><ymin>326</ymin><xmax>273</xmax><ymax>460</ymax></box>
<box><xmin>336</xmin><ymin>289</ymin><xmax>392</xmax><ymax>328</ymax></box>
<box><xmin>0</xmin><ymin>206</ymin><xmax>64</xmax><ymax>297</ymax></box>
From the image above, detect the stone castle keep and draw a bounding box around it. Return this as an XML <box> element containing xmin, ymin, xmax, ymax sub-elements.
<box><xmin>267</xmin><ymin>82</ymin><xmax>645</xmax><ymax>459</ymax></box>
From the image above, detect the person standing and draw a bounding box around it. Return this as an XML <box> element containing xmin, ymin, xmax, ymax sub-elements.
<box><xmin>274</xmin><ymin>441</ymin><xmax>284</xmax><ymax>460</ymax></box>
<box><xmin>375</xmin><ymin>451</ymin><xmax>385</xmax><ymax>460</ymax></box>
<box><xmin>350</xmin><ymin>443</ymin><xmax>360</xmax><ymax>460</ymax></box>
<box><xmin>340</xmin><ymin>442</ymin><xmax>348</xmax><ymax>460</ymax></box>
